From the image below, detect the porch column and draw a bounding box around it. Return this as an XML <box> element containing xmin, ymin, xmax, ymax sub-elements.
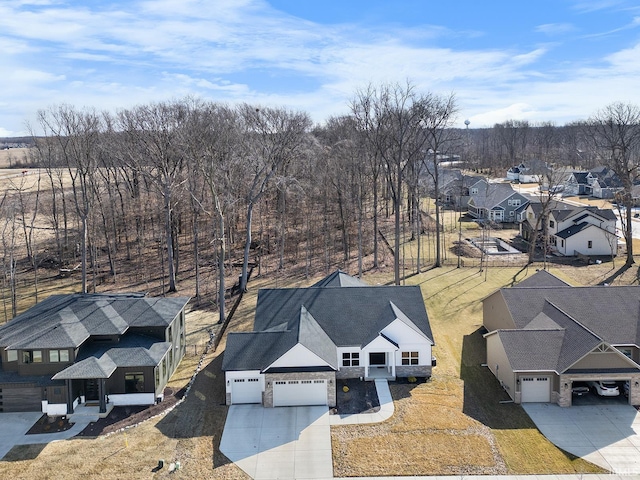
<box><xmin>391</xmin><ymin>351</ymin><xmax>396</xmax><ymax>377</ymax></box>
<box><xmin>98</xmin><ymin>379</ymin><xmax>106</xmax><ymax>413</ymax></box>
<box><xmin>66</xmin><ymin>379</ymin><xmax>74</xmax><ymax>414</ymax></box>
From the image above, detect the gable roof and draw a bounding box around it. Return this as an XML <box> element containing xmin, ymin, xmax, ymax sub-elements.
<box><xmin>498</xmin><ymin>285</ymin><xmax>640</xmax><ymax>346</ymax></box>
<box><xmin>52</xmin><ymin>334</ymin><xmax>172</xmax><ymax>380</ymax></box>
<box><xmin>470</xmin><ymin>183</ymin><xmax>525</xmax><ymax>210</ymax></box>
<box><xmin>0</xmin><ymin>294</ymin><xmax>190</xmax><ymax>350</ymax></box>
<box><xmin>311</xmin><ymin>270</ymin><xmax>368</xmax><ymax>288</ymax></box>
<box><xmin>513</xmin><ymin>270</ymin><xmax>571</xmax><ymax>288</ymax></box>
<box><xmin>223</xmin><ymin>271</ymin><xmax>433</xmax><ymax>372</ymax></box>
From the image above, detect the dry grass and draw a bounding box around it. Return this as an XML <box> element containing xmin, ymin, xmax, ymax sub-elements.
<box><xmin>331</xmin><ymin>264</ymin><xmax>609</xmax><ymax>477</ymax></box>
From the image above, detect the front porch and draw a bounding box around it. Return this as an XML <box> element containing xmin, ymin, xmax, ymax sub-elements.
<box><xmin>365</xmin><ymin>365</ymin><xmax>395</xmax><ymax>381</ymax></box>
<box><xmin>67</xmin><ymin>401</ymin><xmax>115</xmax><ymax>422</ymax></box>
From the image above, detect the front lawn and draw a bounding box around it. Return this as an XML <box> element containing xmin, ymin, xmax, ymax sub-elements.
<box><xmin>331</xmin><ymin>264</ymin><xmax>606</xmax><ymax>476</ymax></box>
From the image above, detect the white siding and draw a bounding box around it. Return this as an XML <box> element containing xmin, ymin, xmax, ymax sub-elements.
<box><xmin>268</xmin><ymin>343</ymin><xmax>335</xmax><ymax>369</ymax></box>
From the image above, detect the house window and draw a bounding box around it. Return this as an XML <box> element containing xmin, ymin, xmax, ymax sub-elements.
<box><xmin>49</xmin><ymin>350</ymin><xmax>69</xmax><ymax>362</ymax></box>
<box><xmin>561</xmin><ymin>239</ymin><xmax>564</xmax><ymax>248</ymax></box>
<box><xmin>7</xmin><ymin>350</ymin><xmax>17</xmax><ymax>362</ymax></box>
<box><xmin>22</xmin><ymin>350</ymin><xmax>42</xmax><ymax>364</ymax></box>
<box><xmin>509</xmin><ymin>211</ymin><xmax>515</xmax><ymax>217</ymax></box>
<box><xmin>125</xmin><ymin>372</ymin><xmax>145</xmax><ymax>393</ymax></box>
<box><xmin>471</xmin><ymin>188</ymin><xmax>478</xmax><ymax>194</ymax></box>
<box><xmin>401</xmin><ymin>351</ymin><xmax>419</xmax><ymax>366</ymax></box>
<box><xmin>588</xmin><ymin>240</ymin><xmax>593</xmax><ymax>249</ymax></box>
<box><xmin>549</xmin><ymin>220</ymin><xmax>555</xmax><ymax>228</ymax></box>
<box><xmin>342</xmin><ymin>352</ymin><xmax>360</xmax><ymax>367</ymax></box>
<box><xmin>155</xmin><ymin>367</ymin><xmax>160</xmax><ymax>387</ymax></box>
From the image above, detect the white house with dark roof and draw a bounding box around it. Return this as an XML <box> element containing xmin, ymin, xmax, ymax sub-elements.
<box><xmin>547</xmin><ymin>207</ymin><xmax>617</xmax><ymax>257</ymax></box>
<box><xmin>222</xmin><ymin>271</ymin><xmax>434</xmax><ymax>408</ymax></box>
<box><xmin>483</xmin><ymin>271</ymin><xmax>640</xmax><ymax>407</ymax></box>
<box><xmin>0</xmin><ymin>293</ymin><xmax>189</xmax><ymax>415</ymax></box>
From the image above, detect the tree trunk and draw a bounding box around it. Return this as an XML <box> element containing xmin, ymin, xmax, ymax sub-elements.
<box><xmin>241</xmin><ymin>201</ymin><xmax>254</xmax><ymax>292</ymax></box>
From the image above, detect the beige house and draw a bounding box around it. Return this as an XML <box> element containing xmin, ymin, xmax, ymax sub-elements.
<box><xmin>483</xmin><ymin>270</ymin><xmax>640</xmax><ymax>407</ymax></box>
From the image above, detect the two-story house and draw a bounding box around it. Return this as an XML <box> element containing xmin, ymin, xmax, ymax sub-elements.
<box><xmin>0</xmin><ymin>293</ymin><xmax>190</xmax><ymax>415</ymax></box>
<box><xmin>467</xmin><ymin>180</ymin><xmax>530</xmax><ymax>223</ymax></box>
<box><xmin>546</xmin><ymin>207</ymin><xmax>617</xmax><ymax>257</ymax></box>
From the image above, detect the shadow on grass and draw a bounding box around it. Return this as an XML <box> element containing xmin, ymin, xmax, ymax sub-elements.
<box><xmin>601</xmin><ymin>263</ymin><xmax>632</xmax><ymax>285</ymax></box>
<box><xmin>2</xmin><ymin>444</ymin><xmax>47</xmax><ymax>462</ymax></box>
<box><xmin>460</xmin><ymin>327</ymin><xmax>536</xmax><ymax>430</ymax></box>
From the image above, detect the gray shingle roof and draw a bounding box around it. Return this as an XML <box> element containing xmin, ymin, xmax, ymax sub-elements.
<box><xmin>0</xmin><ymin>294</ymin><xmax>189</xmax><ymax>350</ymax></box>
<box><xmin>223</xmin><ymin>272</ymin><xmax>433</xmax><ymax>372</ymax></box>
<box><xmin>311</xmin><ymin>270</ymin><xmax>368</xmax><ymax>288</ymax></box>
<box><xmin>555</xmin><ymin>221</ymin><xmax>592</xmax><ymax>239</ymax></box>
<box><xmin>513</xmin><ymin>270</ymin><xmax>571</xmax><ymax>288</ymax></box>
<box><xmin>499</xmin><ymin>285</ymin><xmax>640</xmax><ymax>345</ymax></box>
<box><xmin>52</xmin><ymin>334</ymin><xmax>171</xmax><ymax>380</ymax></box>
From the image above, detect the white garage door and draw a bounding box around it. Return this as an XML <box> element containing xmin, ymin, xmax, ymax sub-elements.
<box><xmin>231</xmin><ymin>378</ymin><xmax>262</xmax><ymax>404</ymax></box>
<box><xmin>521</xmin><ymin>376</ymin><xmax>550</xmax><ymax>402</ymax></box>
<box><xmin>273</xmin><ymin>379</ymin><xmax>327</xmax><ymax>407</ymax></box>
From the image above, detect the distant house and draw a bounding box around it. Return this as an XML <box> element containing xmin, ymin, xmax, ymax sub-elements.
<box><xmin>467</xmin><ymin>180</ymin><xmax>529</xmax><ymax>223</ymax></box>
<box><xmin>564</xmin><ymin>171</ymin><xmax>590</xmax><ymax>196</ymax></box>
<box><xmin>222</xmin><ymin>271</ymin><xmax>434</xmax><ymax>408</ymax></box>
<box><xmin>483</xmin><ymin>270</ymin><xmax>640</xmax><ymax>407</ymax></box>
<box><xmin>0</xmin><ymin>294</ymin><xmax>190</xmax><ymax>415</ymax></box>
<box><xmin>434</xmin><ymin>169</ymin><xmax>485</xmax><ymax>209</ymax></box>
<box><xmin>518</xmin><ymin>199</ymin><xmax>583</xmax><ymax>246</ymax></box>
<box><xmin>506</xmin><ymin>160</ymin><xmax>549</xmax><ymax>184</ymax></box>
<box><xmin>547</xmin><ymin>207</ymin><xmax>617</xmax><ymax>257</ymax></box>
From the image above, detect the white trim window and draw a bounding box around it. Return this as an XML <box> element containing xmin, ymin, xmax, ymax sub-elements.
<box><xmin>342</xmin><ymin>352</ymin><xmax>360</xmax><ymax>367</ymax></box>
<box><xmin>401</xmin><ymin>351</ymin><xmax>419</xmax><ymax>366</ymax></box>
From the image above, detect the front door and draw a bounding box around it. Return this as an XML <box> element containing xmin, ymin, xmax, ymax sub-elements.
<box><xmin>84</xmin><ymin>379</ymin><xmax>99</xmax><ymax>401</ymax></box>
<box><xmin>369</xmin><ymin>352</ymin><xmax>386</xmax><ymax>366</ymax></box>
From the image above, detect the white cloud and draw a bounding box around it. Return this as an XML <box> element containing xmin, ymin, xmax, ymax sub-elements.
<box><xmin>535</xmin><ymin>23</ymin><xmax>576</xmax><ymax>35</ymax></box>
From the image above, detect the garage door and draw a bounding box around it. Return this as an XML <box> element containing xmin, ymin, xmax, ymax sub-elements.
<box><xmin>520</xmin><ymin>376</ymin><xmax>550</xmax><ymax>402</ymax></box>
<box><xmin>273</xmin><ymin>379</ymin><xmax>327</xmax><ymax>407</ymax></box>
<box><xmin>0</xmin><ymin>386</ymin><xmax>43</xmax><ymax>412</ymax></box>
<box><xmin>231</xmin><ymin>378</ymin><xmax>262</xmax><ymax>404</ymax></box>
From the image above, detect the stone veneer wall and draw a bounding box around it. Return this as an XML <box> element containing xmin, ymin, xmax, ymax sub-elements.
<box><xmin>263</xmin><ymin>371</ymin><xmax>336</xmax><ymax>408</ymax></box>
<box><xmin>558</xmin><ymin>373</ymin><xmax>640</xmax><ymax>407</ymax></box>
<box><xmin>336</xmin><ymin>366</ymin><xmax>365</xmax><ymax>379</ymax></box>
<box><xmin>395</xmin><ymin>365</ymin><xmax>432</xmax><ymax>378</ymax></box>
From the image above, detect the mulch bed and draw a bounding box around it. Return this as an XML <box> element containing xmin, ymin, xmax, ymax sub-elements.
<box><xmin>26</xmin><ymin>414</ymin><xmax>74</xmax><ymax>435</ymax></box>
<box><xmin>333</xmin><ymin>378</ymin><xmax>380</xmax><ymax>415</ymax></box>
<box><xmin>76</xmin><ymin>386</ymin><xmax>186</xmax><ymax>437</ymax></box>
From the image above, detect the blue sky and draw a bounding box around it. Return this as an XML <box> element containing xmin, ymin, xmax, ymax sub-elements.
<box><xmin>1</xmin><ymin>0</ymin><xmax>640</xmax><ymax>136</ymax></box>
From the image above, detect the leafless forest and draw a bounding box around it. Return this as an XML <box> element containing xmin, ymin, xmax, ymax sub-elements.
<box><xmin>1</xmin><ymin>82</ymin><xmax>639</xmax><ymax>322</ymax></box>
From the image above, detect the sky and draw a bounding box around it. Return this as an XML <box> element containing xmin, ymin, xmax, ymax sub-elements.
<box><xmin>1</xmin><ymin>0</ymin><xmax>640</xmax><ymax>136</ymax></box>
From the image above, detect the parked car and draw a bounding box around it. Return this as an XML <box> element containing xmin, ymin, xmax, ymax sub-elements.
<box><xmin>572</xmin><ymin>382</ymin><xmax>590</xmax><ymax>396</ymax></box>
<box><xmin>588</xmin><ymin>380</ymin><xmax>619</xmax><ymax>396</ymax></box>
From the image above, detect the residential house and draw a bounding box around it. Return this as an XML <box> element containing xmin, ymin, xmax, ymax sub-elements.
<box><xmin>546</xmin><ymin>207</ymin><xmax>617</xmax><ymax>257</ymax></box>
<box><xmin>564</xmin><ymin>171</ymin><xmax>590</xmax><ymax>196</ymax></box>
<box><xmin>518</xmin><ymin>199</ymin><xmax>586</xmax><ymax>247</ymax></box>
<box><xmin>483</xmin><ymin>270</ymin><xmax>640</xmax><ymax>407</ymax></box>
<box><xmin>222</xmin><ymin>271</ymin><xmax>434</xmax><ymax>407</ymax></box>
<box><xmin>467</xmin><ymin>180</ymin><xmax>530</xmax><ymax>223</ymax></box>
<box><xmin>0</xmin><ymin>293</ymin><xmax>190</xmax><ymax>415</ymax></box>
<box><xmin>506</xmin><ymin>160</ymin><xmax>550</xmax><ymax>184</ymax></box>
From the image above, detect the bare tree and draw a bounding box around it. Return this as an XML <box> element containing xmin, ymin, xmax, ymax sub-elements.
<box><xmin>352</xmin><ymin>81</ymin><xmax>448</xmax><ymax>283</ymax></box>
<box><xmin>586</xmin><ymin>102</ymin><xmax>640</xmax><ymax>266</ymax></box>
<box><xmin>118</xmin><ymin>101</ymin><xmax>188</xmax><ymax>292</ymax></box>
<box><xmin>238</xmin><ymin>105</ymin><xmax>312</xmax><ymax>291</ymax></box>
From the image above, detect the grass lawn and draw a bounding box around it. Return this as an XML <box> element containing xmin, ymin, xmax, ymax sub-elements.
<box><xmin>332</xmin><ymin>264</ymin><xmax>608</xmax><ymax>476</ymax></box>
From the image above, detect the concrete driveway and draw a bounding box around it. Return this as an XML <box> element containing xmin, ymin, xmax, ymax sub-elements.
<box><xmin>220</xmin><ymin>404</ymin><xmax>332</xmax><ymax>480</ymax></box>
<box><xmin>0</xmin><ymin>412</ymin><xmax>93</xmax><ymax>460</ymax></box>
<box><xmin>524</xmin><ymin>403</ymin><xmax>640</xmax><ymax>475</ymax></box>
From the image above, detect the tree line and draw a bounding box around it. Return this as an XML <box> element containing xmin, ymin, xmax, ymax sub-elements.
<box><xmin>1</xmin><ymin>81</ymin><xmax>639</xmax><ymax>321</ymax></box>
